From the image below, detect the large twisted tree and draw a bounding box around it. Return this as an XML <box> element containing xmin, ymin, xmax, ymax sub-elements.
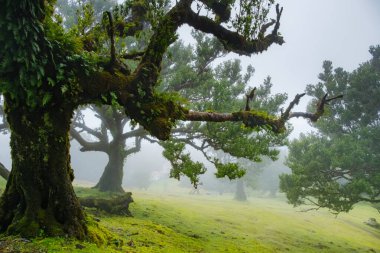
<box><xmin>0</xmin><ymin>0</ymin><xmax>336</xmax><ymax>238</ymax></box>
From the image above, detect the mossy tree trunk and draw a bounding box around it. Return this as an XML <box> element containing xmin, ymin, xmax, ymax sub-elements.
<box><xmin>0</xmin><ymin>162</ymin><xmax>9</xmax><ymax>181</ymax></box>
<box><xmin>234</xmin><ymin>179</ymin><xmax>247</xmax><ymax>201</ymax></box>
<box><xmin>94</xmin><ymin>140</ymin><xmax>126</xmax><ymax>193</ymax></box>
<box><xmin>0</xmin><ymin>102</ymin><xmax>86</xmax><ymax>238</ymax></box>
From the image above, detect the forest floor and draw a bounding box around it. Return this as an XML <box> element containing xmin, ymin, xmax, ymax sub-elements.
<box><xmin>0</xmin><ymin>181</ymin><xmax>379</xmax><ymax>252</ymax></box>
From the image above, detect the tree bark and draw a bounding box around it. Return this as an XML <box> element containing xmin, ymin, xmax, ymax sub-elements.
<box><xmin>80</xmin><ymin>193</ymin><xmax>133</xmax><ymax>216</ymax></box>
<box><xmin>94</xmin><ymin>141</ymin><xmax>126</xmax><ymax>193</ymax></box>
<box><xmin>0</xmin><ymin>103</ymin><xmax>86</xmax><ymax>238</ymax></box>
<box><xmin>234</xmin><ymin>179</ymin><xmax>247</xmax><ymax>201</ymax></box>
<box><xmin>0</xmin><ymin>162</ymin><xmax>9</xmax><ymax>181</ymax></box>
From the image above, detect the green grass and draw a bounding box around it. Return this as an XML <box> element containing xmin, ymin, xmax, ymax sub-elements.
<box><xmin>0</xmin><ymin>183</ymin><xmax>379</xmax><ymax>252</ymax></box>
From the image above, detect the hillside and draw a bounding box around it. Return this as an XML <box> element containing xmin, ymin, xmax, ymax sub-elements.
<box><xmin>0</xmin><ymin>181</ymin><xmax>379</xmax><ymax>253</ymax></box>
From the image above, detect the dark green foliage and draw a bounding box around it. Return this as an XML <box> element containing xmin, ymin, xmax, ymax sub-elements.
<box><xmin>231</xmin><ymin>0</ymin><xmax>275</xmax><ymax>39</ymax></box>
<box><xmin>162</xmin><ymin>141</ymin><xmax>206</xmax><ymax>188</ymax></box>
<box><xmin>281</xmin><ymin>45</ymin><xmax>380</xmax><ymax>212</ymax></box>
<box><xmin>159</xmin><ymin>33</ymin><xmax>289</xmax><ymax>187</ymax></box>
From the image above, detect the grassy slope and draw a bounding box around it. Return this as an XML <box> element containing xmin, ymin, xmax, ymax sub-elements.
<box><xmin>0</xmin><ymin>180</ymin><xmax>379</xmax><ymax>252</ymax></box>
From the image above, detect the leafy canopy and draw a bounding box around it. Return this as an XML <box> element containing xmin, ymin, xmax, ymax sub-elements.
<box><xmin>280</xmin><ymin>45</ymin><xmax>380</xmax><ymax>212</ymax></box>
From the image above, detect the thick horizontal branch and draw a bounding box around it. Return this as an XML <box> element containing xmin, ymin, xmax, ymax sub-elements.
<box><xmin>184</xmin><ymin>110</ymin><xmax>284</xmax><ymax>133</ymax></box>
<box><xmin>183</xmin><ymin>4</ymin><xmax>284</xmax><ymax>55</ymax></box>
<box><xmin>72</xmin><ymin>121</ymin><xmax>104</xmax><ymax>141</ymax></box>
<box><xmin>70</xmin><ymin>128</ymin><xmax>108</xmax><ymax>153</ymax></box>
<box><xmin>121</xmin><ymin>127</ymin><xmax>147</xmax><ymax>141</ymax></box>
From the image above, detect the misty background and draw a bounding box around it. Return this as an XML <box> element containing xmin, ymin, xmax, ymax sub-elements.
<box><xmin>0</xmin><ymin>0</ymin><xmax>379</xmax><ymax>193</ymax></box>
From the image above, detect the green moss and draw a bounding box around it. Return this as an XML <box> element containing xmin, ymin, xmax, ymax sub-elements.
<box><xmin>125</xmin><ymin>92</ymin><xmax>188</xmax><ymax>140</ymax></box>
<box><xmin>0</xmin><ymin>187</ymin><xmax>379</xmax><ymax>252</ymax></box>
<box><xmin>7</xmin><ymin>218</ymin><xmax>41</xmax><ymax>238</ymax></box>
<box><xmin>232</xmin><ymin>110</ymin><xmax>286</xmax><ymax>133</ymax></box>
<box><xmin>86</xmin><ymin>219</ymin><xmax>118</xmax><ymax>247</ymax></box>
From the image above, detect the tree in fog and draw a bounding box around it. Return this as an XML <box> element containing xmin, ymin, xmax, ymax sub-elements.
<box><xmin>0</xmin><ymin>97</ymin><xmax>9</xmax><ymax>180</ymax></box>
<box><xmin>73</xmin><ymin>32</ymin><xmax>288</xmax><ymax>193</ymax></box>
<box><xmin>71</xmin><ymin>106</ymin><xmax>143</xmax><ymax>192</ymax></box>
<box><xmin>280</xmin><ymin>46</ymin><xmax>380</xmax><ymax>212</ymax></box>
<box><xmin>0</xmin><ymin>0</ymin><xmax>336</xmax><ymax>238</ymax></box>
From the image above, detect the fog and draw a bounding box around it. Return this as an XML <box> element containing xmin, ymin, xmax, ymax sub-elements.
<box><xmin>0</xmin><ymin>0</ymin><xmax>379</xmax><ymax>193</ymax></box>
<box><xmin>0</xmin><ymin>1</ymin><xmax>379</xmax><ymax>251</ymax></box>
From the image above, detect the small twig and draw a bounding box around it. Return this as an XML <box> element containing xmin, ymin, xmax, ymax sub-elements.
<box><xmin>281</xmin><ymin>93</ymin><xmax>306</xmax><ymax>120</ymax></box>
<box><xmin>287</xmin><ymin>93</ymin><xmax>343</xmax><ymax>122</ymax></box>
<box><xmin>273</xmin><ymin>4</ymin><xmax>283</xmax><ymax>35</ymax></box>
<box><xmin>245</xmin><ymin>87</ymin><xmax>256</xmax><ymax>111</ymax></box>
<box><xmin>259</xmin><ymin>19</ymin><xmax>276</xmax><ymax>36</ymax></box>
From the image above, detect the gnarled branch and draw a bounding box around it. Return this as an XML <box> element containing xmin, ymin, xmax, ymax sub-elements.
<box><xmin>70</xmin><ymin>127</ymin><xmax>108</xmax><ymax>153</ymax></box>
<box><xmin>288</xmin><ymin>94</ymin><xmax>343</xmax><ymax>122</ymax></box>
<box><xmin>183</xmin><ymin>4</ymin><xmax>284</xmax><ymax>55</ymax></box>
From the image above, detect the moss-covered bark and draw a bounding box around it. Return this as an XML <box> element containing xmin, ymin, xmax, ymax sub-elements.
<box><xmin>80</xmin><ymin>193</ymin><xmax>133</xmax><ymax>216</ymax></box>
<box><xmin>94</xmin><ymin>141</ymin><xmax>126</xmax><ymax>193</ymax></box>
<box><xmin>0</xmin><ymin>102</ymin><xmax>86</xmax><ymax>238</ymax></box>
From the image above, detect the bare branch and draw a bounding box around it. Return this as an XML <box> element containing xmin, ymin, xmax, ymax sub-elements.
<box><xmin>281</xmin><ymin>93</ymin><xmax>306</xmax><ymax>121</ymax></box>
<box><xmin>183</xmin><ymin>4</ymin><xmax>284</xmax><ymax>55</ymax></box>
<box><xmin>72</xmin><ymin>121</ymin><xmax>104</xmax><ymax>141</ymax></box>
<box><xmin>70</xmin><ymin>127</ymin><xmax>108</xmax><ymax>152</ymax></box>
<box><xmin>245</xmin><ymin>87</ymin><xmax>256</xmax><ymax>111</ymax></box>
<box><xmin>184</xmin><ymin>110</ymin><xmax>284</xmax><ymax>133</ymax></box>
<box><xmin>121</xmin><ymin>127</ymin><xmax>147</xmax><ymax>141</ymax></box>
<box><xmin>125</xmin><ymin>137</ymin><xmax>142</xmax><ymax>156</ymax></box>
<box><xmin>288</xmin><ymin>94</ymin><xmax>343</xmax><ymax>122</ymax></box>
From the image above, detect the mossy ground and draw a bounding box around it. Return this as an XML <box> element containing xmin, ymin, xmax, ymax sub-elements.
<box><xmin>0</xmin><ymin>179</ymin><xmax>379</xmax><ymax>252</ymax></box>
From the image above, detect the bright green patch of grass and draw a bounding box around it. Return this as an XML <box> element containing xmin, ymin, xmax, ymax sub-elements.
<box><xmin>0</xmin><ymin>186</ymin><xmax>379</xmax><ymax>252</ymax></box>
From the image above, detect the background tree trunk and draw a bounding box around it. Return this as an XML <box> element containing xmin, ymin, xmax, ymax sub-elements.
<box><xmin>0</xmin><ymin>162</ymin><xmax>9</xmax><ymax>180</ymax></box>
<box><xmin>0</xmin><ymin>103</ymin><xmax>86</xmax><ymax>238</ymax></box>
<box><xmin>234</xmin><ymin>179</ymin><xmax>247</xmax><ymax>201</ymax></box>
<box><xmin>94</xmin><ymin>141</ymin><xmax>126</xmax><ymax>192</ymax></box>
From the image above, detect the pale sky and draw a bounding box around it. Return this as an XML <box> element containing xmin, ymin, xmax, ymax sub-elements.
<box><xmin>220</xmin><ymin>0</ymin><xmax>380</xmax><ymax>138</ymax></box>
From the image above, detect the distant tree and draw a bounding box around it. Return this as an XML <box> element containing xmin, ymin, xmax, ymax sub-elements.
<box><xmin>71</xmin><ymin>106</ymin><xmax>143</xmax><ymax>192</ymax></box>
<box><xmin>0</xmin><ymin>0</ymin><xmax>336</xmax><ymax>238</ymax></box>
<box><xmin>280</xmin><ymin>46</ymin><xmax>380</xmax><ymax>212</ymax></box>
<box><xmin>0</xmin><ymin>96</ymin><xmax>6</xmax><ymax>133</ymax></box>
<box><xmin>255</xmin><ymin>150</ymin><xmax>290</xmax><ymax>197</ymax></box>
<box><xmin>0</xmin><ymin>97</ymin><xmax>9</xmax><ymax>180</ymax></box>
